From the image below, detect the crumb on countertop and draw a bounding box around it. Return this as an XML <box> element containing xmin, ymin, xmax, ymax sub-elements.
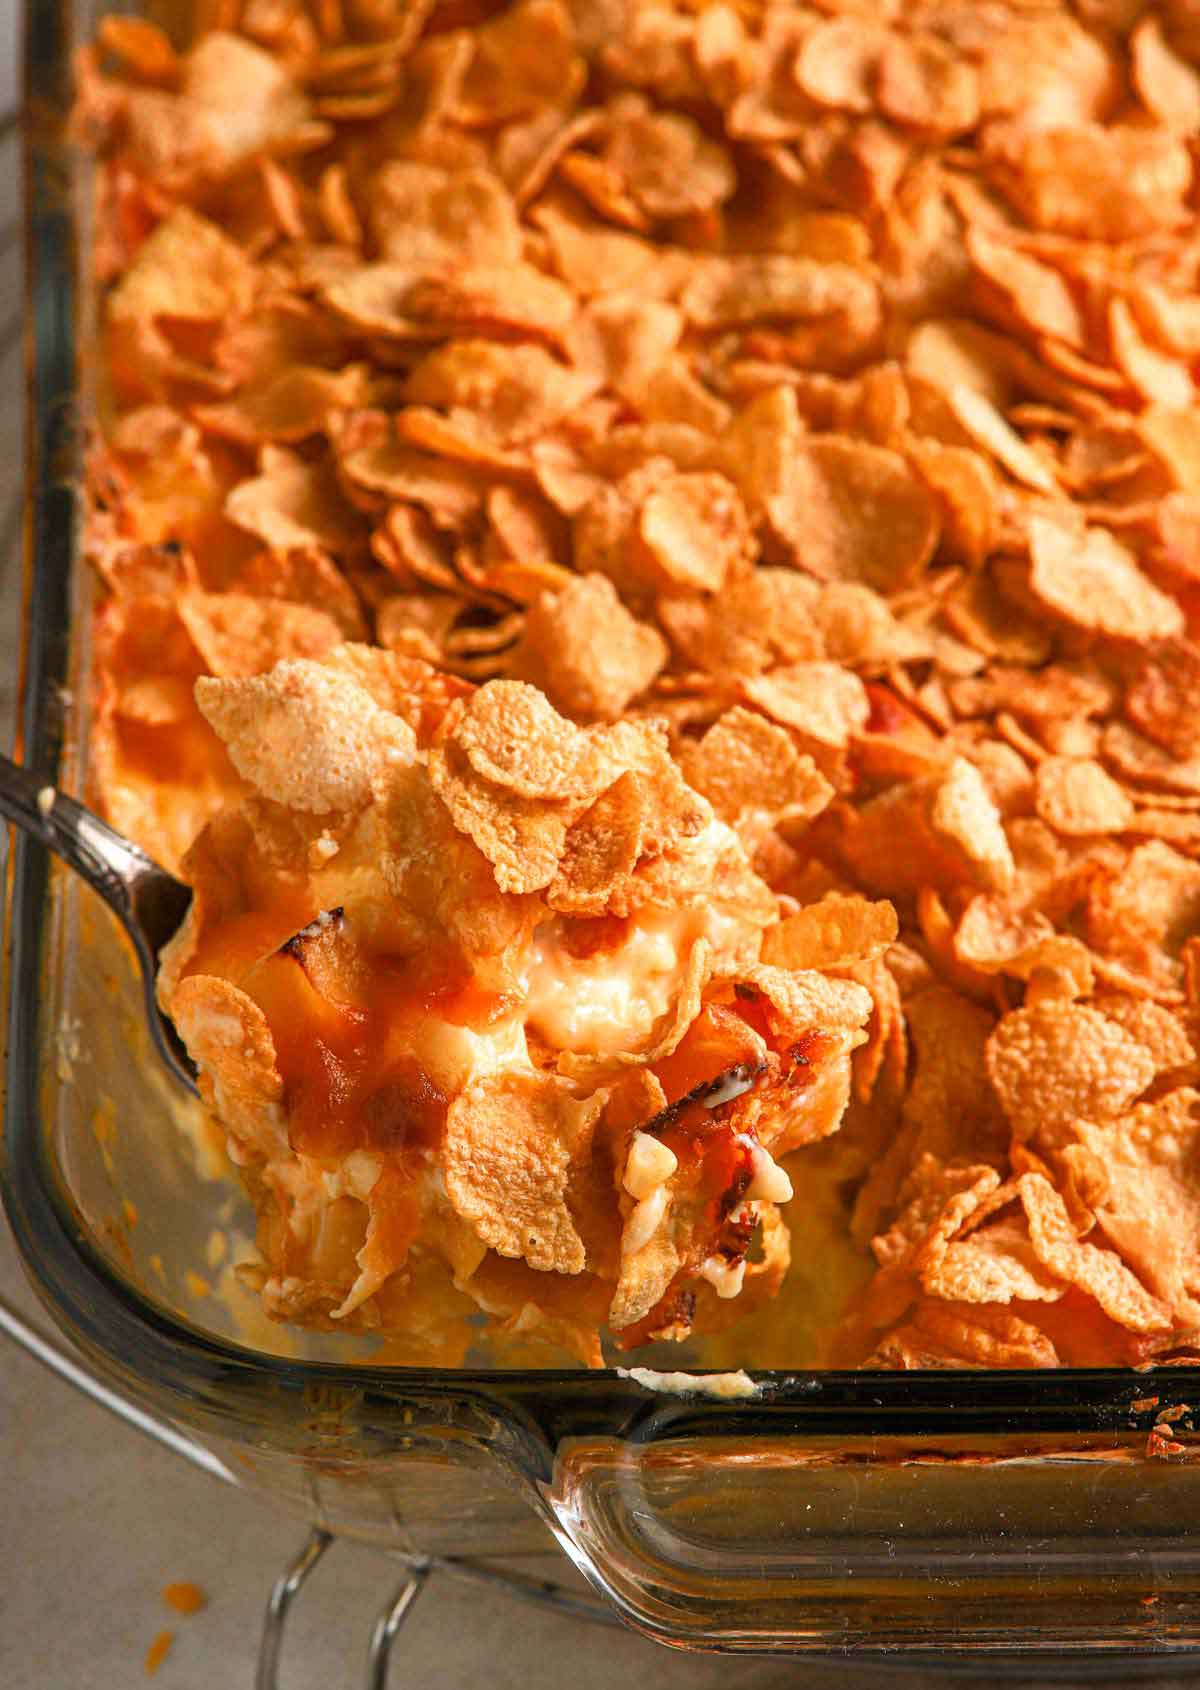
<box><xmin>163</xmin><ymin>1581</ymin><xmax>207</xmax><ymax>1616</ymax></box>
<box><xmin>144</xmin><ymin>1630</ymin><xmax>174</xmax><ymax>1677</ymax></box>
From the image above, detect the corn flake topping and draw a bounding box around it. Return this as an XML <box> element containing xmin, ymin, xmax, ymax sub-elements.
<box><xmin>82</xmin><ymin>0</ymin><xmax>1200</xmax><ymax>1370</ymax></box>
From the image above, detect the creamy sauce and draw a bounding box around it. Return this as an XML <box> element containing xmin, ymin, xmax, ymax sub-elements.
<box><xmin>616</xmin><ymin>1366</ymin><xmax>760</xmax><ymax>1399</ymax></box>
<box><xmin>522</xmin><ymin>901</ymin><xmax>750</xmax><ymax>1056</ymax></box>
<box><xmin>414</xmin><ymin>1014</ymin><xmax>531</xmax><ymax>1091</ymax></box>
<box><xmin>523</xmin><ymin>910</ymin><xmax>692</xmax><ymax>1055</ymax></box>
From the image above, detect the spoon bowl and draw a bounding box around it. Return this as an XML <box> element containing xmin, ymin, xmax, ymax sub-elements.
<box><xmin>1</xmin><ymin>752</ymin><xmax>198</xmax><ymax>1095</ymax></box>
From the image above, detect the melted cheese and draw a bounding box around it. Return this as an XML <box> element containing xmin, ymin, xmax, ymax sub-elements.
<box><xmin>414</xmin><ymin>1015</ymin><xmax>531</xmax><ymax>1091</ymax></box>
<box><xmin>616</xmin><ymin>1367</ymin><xmax>759</xmax><ymax>1400</ymax></box>
<box><xmin>523</xmin><ymin>908</ymin><xmax>703</xmax><ymax>1056</ymax></box>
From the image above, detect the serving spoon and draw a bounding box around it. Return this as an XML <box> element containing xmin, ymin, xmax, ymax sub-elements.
<box><xmin>0</xmin><ymin>752</ymin><xmax>199</xmax><ymax>1095</ymax></box>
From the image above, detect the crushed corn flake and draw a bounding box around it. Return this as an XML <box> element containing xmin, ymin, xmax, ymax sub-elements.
<box><xmin>81</xmin><ymin>0</ymin><xmax>1200</xmax><ymax>1372</ymax></box>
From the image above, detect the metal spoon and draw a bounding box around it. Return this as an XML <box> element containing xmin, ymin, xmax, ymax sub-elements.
<box><xmin>0</xmin><ymin>752</ymin><xmax>199</xmax><ymax>1095</ymax></box>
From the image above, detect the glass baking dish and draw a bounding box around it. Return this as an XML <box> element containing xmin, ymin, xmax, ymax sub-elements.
<box><xmin>8</xmin><ymin>0</ymin><xmax>1200</xmax><ymax>1667</ymax></box>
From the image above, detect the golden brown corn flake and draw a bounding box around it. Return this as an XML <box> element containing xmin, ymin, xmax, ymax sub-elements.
<box><xmin>403</xmin><ymin>340</ymin><xmax>600</xmax><ymax>449</ymax></box>
<box><xmin>608</xmin><ymin>1225</ymin><xmax>682</xmax><ymax>1332</ymax></box>
<box><xmin>226</xmin><ymin>453</ymin><xmax>365</xmax><ymax>557</ymax></box>
<box><xmin>428</xmin><ymin>733</ymin><xmax>573</xmax><ymax>895</ymax></box>
<box><xmin>1131</xmin><ymin>16</ymin><xmax>1200</xmax><ymax>134</ymax></box>
<box><xmin>109</xmin><ymin>206</ymin><xmax>257</xmax><ymax>323</ymax></box>
<box><xmin>571</xmin><ymin>459</ymin><xmax>669</xmax><ymax>600</ymax></box>
<box><xmin>1133</xmin><ymin>285</ymin><xmax>1200</xmax><ymax>364</ymax></box>
<box><xmin>778</xmin><ymin>437</ymin><xmax>941</xmax><ymax>591</ymax></box>
<box><xmin>1086</xmin><ymin>840</ymin><xmax>1200</xmax><ymax>996</ymax></box>
<box><xmin>985</xmin><ymin>1001</ymin><xmax>1157</xmax><ymax>1146</ymax></box>
<box><xmin>192</xmin><ymin>364</ymin><xmax>370</xmax><ymax>446</ymax></box>
<box><xmin>872</xmin><ymin>1156</ymin><xmax>1001</xmax><ymax>1273</ymax></box>
<box><xmin>1027</xmin><ymin>512</ymin><xmax>1184</xmax><ymax>643</ymax></box>
<box><xmin>236</xmin><ymin>547</ymin><xmax>367</xmax><ymax>641</ymax></box>
<box><xmin>1016</xmin><ymin>1173</ymin><xmax>1170</xmax><ymax>1334</ymax></box>
<box><xmin>1137</xmin><ymin>406</ymin><xmax>1200</xmax><ymax>493</ymax></box>
<box><xmin>678</xmin><ymin>707</ymin><xmax>833</xmax><ymax>839</ymax></box>
<box><xmin>340</xmin><ymin>435</ymin><xmax>484</xmax><ymax>529</ymax></box>
<box><xmin>367</xmin><ymin>162</ymin><xmax>522</xmax><ymax>269</ymax></box>
<box><xmin>1102</xmin><ymin>720</ymin><xmax>1200</xmax><ymax>797</ymax></box>
<box><xmin>177</xmin><ymin>590</ymin><xmax>343</xmax><ymax>679</ymax></box>
<box><xmin>1091</xmin><ymin>998</ymin><xmax>1196</xmax><ymax>1079</ymax></box>
<box><xmin>1128</xmin><ymin>809</ymin><xmax>1200</xmax><ymax>854</ymax></box>
<box><xmin>869</xmin><ymin>1299</ymin><xmax>1060</xmax><ymax>1370</ymax></box>
<box><xmin>483</xmin><ymin>480</ymin><xmax>567</xmax><ymax>565</ymax></box>
<box><xmin>988</xmin><ymin>123</ymin><xmax>1191</xmax><ymax>242</ymax></box>
<box><xmin>548</xmin><ymin>759</ymin><xmax>712</xmax><ymax>920</ymax></box>
<box><xmin>962</xmin><ymin>739</ymin><xmax>1034</xmax><ymax>819</ymax></box>
<box><xmin>634</xmin><ymin>472</ymin><xmax>753</xmax><ymax>593</ymax></box>
<box><xmin>169</xmin><ymin>975</ymin><xmax>285</xmax><ymax>1162</ymax></box>
<box><xmin>325</xmin><ymin>260</ymin><xmax>576</xmax><ymax>346</ymax></box>
<box><xmin>182</xmin><ymin>30</ymin><xmax>323</xmax><ymax>162</ymax></box>
<box><xmin>742</xmin><ymin>662</ymin><xmax>870</xmax><ymax>753</ymax></box>
<box><xmin>659</xmin><ymin>568</ymin><xmax>824</xmax><ymax>678</ymax></box>
<box><xmin>966</xmin><ymin>227</ymin><xmax>1083</xmax><ymax>350</ymax></box>
<box><xmin>531</xmin><ymin>196</ymin><xmax>664</xmax><ymax>299</ymax></box>
<box><xmin>96</xmin><ymin>15</ymin><xmax>179</xmax><ymax>84</ymax></box>
<box><xmin>456</xmin><ymin>0</ymin><xmax>583</xmax><ymax>126</ymax></box>
<box><xmin>321</xmin><ymin>644</ymin><xmax>470</xmax><ymax>733</ymax></box>
<box><xmin>904</xmin><ymin>316</ymin><xmax>1011</xmax><ymax>409</ymax></box>
<box><xmin>734</xmin><ymin>964</ymin><xmax>872</xmax><ymax>1043</ymax></box>
<box><xmin>816</xmin><ymin>583</ymin><xmax>931</xmax><ymax>670</ymax></box>
<box><xmin>373</xmin><ymin>514</ymin><xmax>458</xmax><ymax>596</ymax></box>
<box><xmin>1034</xmin><ymin>757</ymin><xmax>1136</xmax><ymax>838</ymax></box>
<box><xmin>584</xmin><ymin>96</ymin><xmax>735</xmax><ymax>223</ymax></box>
<box><xmin>543</xmin><ymin>771</ymin><xmax>654</xmax><ymax>917</ymax></box>
<box><xmin>197</xmin><ymin>658</ymin><xmax>416</xmax><ymax>812</ymax></box>
<box><xmin>762</xmin><ymin>893</ymin><xmax>898</xmax><ymax>974</ymax></box>
<box><xmin>844</xmin><ymin>949</ymin><xmax>906</xmax><ymax>1104</ymax></box>
<box><xmin>878</xmin><ymin>32</ymin><xmax>980</xmax><ymax>137</ymax></box>
<box><xmin>716</xmin><ymin>3</ymin><xmax>806</xmax><ymax>138</ymax></box>
<box><xmin>954</xmin><ymin>896</ymin><xmax>1053</xmax><ymax>974</ymax></box>
<box><xmin>372</xmin><ymin>760</ymin><xmax>533</xmax><ymax>965</ymax></box>
<box><xmin>714</xmin><ymin>384</ymin><xmax>804</xmax><ymax>523</ymax></box>
<box><xmin>376</xmin><ymin>594</ymin><xmax>488</xmax><ymax>670</ymax></box>
<box><xmin>444</xmin><ymin>1072</ymin><xmax>601</xmax><ymax>1276</ymax></box>
<box><xmin>929</xmin><ymin>756</ymin><xmax>1015</xmax><ymax>894</ymax></box>
<box><xmin>514</xmin><ymin>573</ymin><xmax>668</xmax><ymax>721</ymax></box>
<box><xmin>943</xmin><ymin>384</ymin><xmax>1059</xmax><ymax>495</ymax></box>
<box><xmin>949</xmin><ymin>661</ymin><xmax>1115</xmax><ymax>731</ymax></box>
<box><xmin>1109</xmin><ymin>296</ymin><xmax>1194</xmax><ymax>412</ymax></box>
<box><xmin>921</xmin><ymin>1215</ymin><xmax>1067</xmax><ymax>1308</ymax></box>
<box><xmin>1125</xmin><ymin>641</ymin><xmax>1200</xmax><ymax>760</ymax></box>
<box><xmin>908</xmin><ymin>439</ymin><xmax>998</xmax><ymax>572</ymax></box>
<box><xmin>393</xmin><ymin>409</ymin><xmax>529</xmax><ymax>475</ymax></box>
<box><xmin>836</xmin><ymin>759</ymin><xmax>1011</xmax><ymax>902</ymax></box>
<box><xmin>681</xmin><ymin>255</ymin><xmax>878</xmax><ymax>335</ymax></box>
<box><xmin>566</xmin><ymin>294</ymin><xmax>681</xmax><ymax>398</ymax></box>
<box><xmin>1069</xmin><ymin>1090</ymin><xmax>1200</xmax><ymax>1325</ymax></box>
<box><xmin>452</xmin><ymin>681</ymin><xmax>606</xmax><ymax>802</ymax></box>
<box><xmin>793</xmin><ymin>18</ymin><xmax>886</xmax><ymax>114</ymax></box>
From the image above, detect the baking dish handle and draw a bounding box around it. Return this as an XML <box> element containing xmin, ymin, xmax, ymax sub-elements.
<box><xmin>540</xmin><ymin>1418</ymin><xmax>1200</xmax><ymax>1654</ymax></box>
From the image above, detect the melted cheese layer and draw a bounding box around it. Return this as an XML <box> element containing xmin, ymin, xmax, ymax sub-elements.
<box><xmin>523</xmin><ymin>909</ymin><xmax>701</xmax><ymax>1056</ymax></box>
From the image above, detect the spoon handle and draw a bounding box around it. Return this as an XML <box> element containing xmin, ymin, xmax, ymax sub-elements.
<box><xmin>0</xmin><ymin>751</ymin><xmax>198</xmax><ymax>1095</ymax></box>
<box><xmin>0</xmin><ymin>750</ymin><xmax>162</xmax><ymax>909</ymax></box>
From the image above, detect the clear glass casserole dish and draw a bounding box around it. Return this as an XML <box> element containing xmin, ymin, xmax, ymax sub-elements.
<box><xmin>8</xmin><ymin>0</ymin><xmax>1200</xmax><ymax>1668</ymax></box>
